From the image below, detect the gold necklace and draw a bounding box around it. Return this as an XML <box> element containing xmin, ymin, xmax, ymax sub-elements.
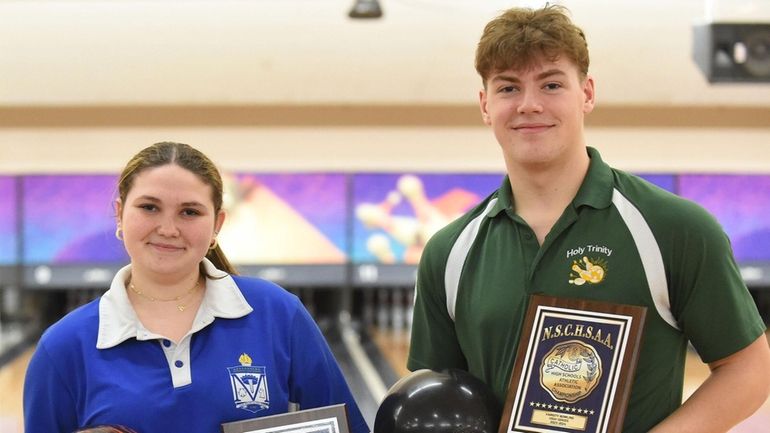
<box><xmin>129</xmin><ymin>279</ymin><xmax>201</xmax><ymax>312</ymax></box>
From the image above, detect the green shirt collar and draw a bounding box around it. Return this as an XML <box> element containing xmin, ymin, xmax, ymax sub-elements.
<box><xmin>489</xmin><ymin>176</ymin><xmax>513</xmax><ymax>217</ymax></box>
<box><xmin>574</xmin><ymin>146</ymin><xmax>614</xmax><ymax>210</ymax></box>
<box><xmin>488</xmin><ymin>146</ymin><xmax>614</xmax><ymax>218</ymax></box>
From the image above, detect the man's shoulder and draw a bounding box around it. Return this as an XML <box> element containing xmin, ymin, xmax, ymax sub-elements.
<box><xmin>611</xmin><ymin>169</ymin><xmax>723</xmax><ymax>233</ymax></box>
<box><xmin>431</xmin><ymin>191</ymin><xmax>498</xmax><ymax>241</ymax></box>
<box><xmin>428</xmin><ymin>190</ymin><xmax>499</xmax><ymax>248</ymax></box>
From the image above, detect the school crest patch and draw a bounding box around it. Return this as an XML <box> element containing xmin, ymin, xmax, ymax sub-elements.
<box><xmin>228</xmin><ymin>353</ymin><xmax>270</xmax><ymax>413</ymax></box>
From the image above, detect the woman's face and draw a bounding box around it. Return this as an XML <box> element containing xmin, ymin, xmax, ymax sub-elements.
<box><xmin>117</xmin><ymin>164</ymin><xmax>224</xmax><ymax>282</ymax></box>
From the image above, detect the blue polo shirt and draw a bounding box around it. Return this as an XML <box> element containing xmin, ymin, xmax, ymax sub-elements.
<box><xmin>24</xmin><ymin>259</ymin><xmax>369</xmax><ymax>433</ymax></box>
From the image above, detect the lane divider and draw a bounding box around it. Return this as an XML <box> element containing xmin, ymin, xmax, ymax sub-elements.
<box><xmin>338</xmin><ymin>312</ymin><xmax>389</xmax><ymax>404</ymax></box>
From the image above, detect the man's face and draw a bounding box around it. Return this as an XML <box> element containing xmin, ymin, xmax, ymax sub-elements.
<box><xmin>479</xmin><ymin>56</ymin><xmax>595</xmax><ymax>170</ymax></box>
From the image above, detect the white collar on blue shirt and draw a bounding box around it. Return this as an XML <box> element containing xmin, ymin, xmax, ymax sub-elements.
<box><xmin>96</xmin><ymin>258</ymin><xmax>253</xmax><ymax>349</ymax></box>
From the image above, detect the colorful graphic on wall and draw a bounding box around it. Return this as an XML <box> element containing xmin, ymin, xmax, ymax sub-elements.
<box><xmin>352</xmin><ymin>173</ymin><xmax>503</xmax><ymax>264</ymax></box>
<box><xmin>0</xmin><ymin>176</ymin><xmax>18</xmax><ymax>265</ymax></box>
<box><xmin>679</xmin><ymin>174</ymin><xmax>770</xmax><ymax>263</ymax></box>
<box><xmin>23</xmin><ymin>175</ymin><xmax>128</xmax><ymax>264</ymax></box>
<box><xmin>218</xmin><ymin>173</ymin><xmax>347</xmax><ymax>264</ymax></box>
<box><xmin>16</xmin><ymin>172</ymin><xmax>767</xmax><ymax>271</ymax></box>
<box><xmin>637</xmin><ymin>174</ymin><xmax>676</xmax><ymax>193</ymax></box>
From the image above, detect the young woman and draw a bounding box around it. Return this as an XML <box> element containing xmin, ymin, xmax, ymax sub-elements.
<box><xmin>24</xmin><ymin>142</ymin><xmax>369</xmax><ymax>433</ymax></box>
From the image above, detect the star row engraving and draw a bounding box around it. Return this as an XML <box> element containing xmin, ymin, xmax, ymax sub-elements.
<box><xmin>529</xmin><ymin>401</ymin><xmax>595</xmax><ymax>415</ymax></box>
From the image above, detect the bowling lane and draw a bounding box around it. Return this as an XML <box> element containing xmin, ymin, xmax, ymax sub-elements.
<box><xmin>321</xmin><ymin>316</ymin><xmax>401</xmax><ymax>428</ymax></box>
<box><xmin>0</xmin><ymin>347</ymin><xmax>31</xmax><ymax>433</ymax></box>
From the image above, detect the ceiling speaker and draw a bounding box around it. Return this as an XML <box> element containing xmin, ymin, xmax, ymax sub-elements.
<box><xmin>693</xmin><ymin>22</ymin><xmax>770</xmax><ymax>83</ymax></box>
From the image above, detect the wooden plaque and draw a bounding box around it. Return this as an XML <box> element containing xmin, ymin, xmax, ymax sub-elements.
<box><xmin>499</xmin><ymin>295</ymin><xmax>646</xmax><ymax>433</ymax></box>
<box><xmin>221</xmin><ymin>404</ymin><xmax>350</xmax><ymax>433</ymax></box>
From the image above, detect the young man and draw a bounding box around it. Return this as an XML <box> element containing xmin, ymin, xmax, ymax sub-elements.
<box><xmin>407</xmin><ymin>5</ymin><xmax>770</xmax><ymax>432</ymax></box>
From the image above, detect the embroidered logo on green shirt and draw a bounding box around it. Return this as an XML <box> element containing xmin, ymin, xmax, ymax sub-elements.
<box><xmin>569</xmin><ymin>256</ymin><xmax>608</xmax><ymax>285</ymax></box>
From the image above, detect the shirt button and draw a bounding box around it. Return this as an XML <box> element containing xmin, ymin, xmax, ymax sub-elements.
<box><xmin>175</xmin><ymin>360</ymin><xmax>184</xmax><ymax>368</ymax></box>
<box><xmin>162</xmin><ymin>339</ymin><xmax>171</xmax><ymax>347</ymax></box>
<box><xmin>524</xmin><ymin>232</ymin><xmax>533</xmax><ymax>240</ymax></box>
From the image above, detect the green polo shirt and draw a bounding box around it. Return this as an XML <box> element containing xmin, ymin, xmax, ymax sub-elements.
<box><xmin>408</xmin><ymin>147</ymin><xmax>765</xmax><ymax>432</ymax></box>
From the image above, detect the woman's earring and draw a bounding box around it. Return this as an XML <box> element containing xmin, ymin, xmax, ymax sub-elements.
<box><xmin>209</xmin><ymin>234</ymin><xmax>218</xmax><ymax>250</ymax></box>
<box><xmin>115</xmin><ymin>227</ymin><xmax>124</xmax><ymax>241</ymax></box>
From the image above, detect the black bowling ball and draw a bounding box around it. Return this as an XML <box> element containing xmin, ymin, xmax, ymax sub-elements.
<box><xmin>374</xmin><ymin>368</ymin><xmax>501</xmax><ymax>433</ymax></box>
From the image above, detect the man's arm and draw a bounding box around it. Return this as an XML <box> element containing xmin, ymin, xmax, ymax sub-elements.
<box><xmin>407</xmin><ymin>231</ymin><xmax>469</xmax><ymax>372</ymax></box>
<box><xmin>650</xmin><ymin>334</ymin><xmax>770</xmax><ymax>433</ymax></box>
